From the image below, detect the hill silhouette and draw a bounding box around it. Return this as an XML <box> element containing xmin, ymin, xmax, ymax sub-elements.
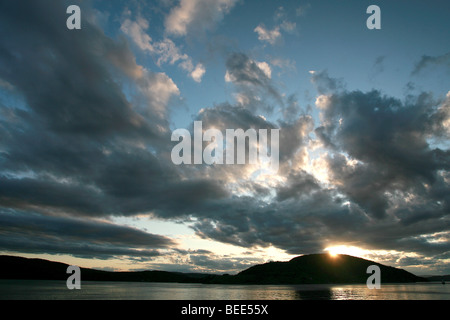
<box><xmin>0</xmin><ymin>254</ymin><xmax>427</xmax><ymax>285</ymax></box>
<box><xmin>212</xmin><ymin>253</ymin><xmax>425</xmax><ymax>284</ymax></box>
<box><xmin>0</xmin><ymin>255</ymin><xmax>203</xmax><ymax>283</ymax></box>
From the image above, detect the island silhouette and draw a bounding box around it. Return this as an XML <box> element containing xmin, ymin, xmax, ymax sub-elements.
<box><xmin>0</xmin><ymin>253</ymin><xmax>432</xmax><ymax>284</ymax></box>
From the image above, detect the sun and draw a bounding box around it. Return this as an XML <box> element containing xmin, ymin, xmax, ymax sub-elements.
<box><xmin>325</xmin><ymin>245</ymin><xmax>368</xmax><ymax>258</ymax></box>
<box><xmin>327</xmin><ymin>248</ymin><xmax>339</xmax><ymax>258</ymax></box>
<box><xmin>329</xmin><ymin>252</ymin><xmax>338</xmax><ymax>258</ymax></box>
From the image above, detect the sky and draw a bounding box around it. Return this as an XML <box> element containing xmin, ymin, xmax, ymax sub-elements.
<box><xmin>0</xmin><ymin>0</ymin><xmax>449</xmax><ymax>276</ymax></box>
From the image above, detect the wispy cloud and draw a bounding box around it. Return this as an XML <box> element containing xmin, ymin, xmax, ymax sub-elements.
<box><xmin>254</xmin><ymin>5</ymin><xmax>301</xmax><ymax>45</ymax></box>
<box><xmin>412</xmin><ymin>52</ymin><xmax>450</xmax><ymax>75</ymax></box>
<box><xmin>165</xmin><ymin>0</ymin><xmax>238</xmax><ymax>37</ymax></box>
<box><xmin>254</xmin><ymin>24</ymin><xmax>282</xmax><ymax>45</ymax></box>
<box><xmin>121</xmin><ymin>15</ymin><xmax>206</xmax><ymax>82</ymax></box>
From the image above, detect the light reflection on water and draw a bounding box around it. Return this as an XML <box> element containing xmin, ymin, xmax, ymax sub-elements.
<box><xmin>0</xmin><ymin>280</ymin><xmax>448</xmax><ymax>300</ymax></box>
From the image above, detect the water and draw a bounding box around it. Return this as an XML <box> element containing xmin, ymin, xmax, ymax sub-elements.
<box><xmin>0</xmin><ymin>280</ymin><xmax>448</xmax><ymax>300</ymax></box>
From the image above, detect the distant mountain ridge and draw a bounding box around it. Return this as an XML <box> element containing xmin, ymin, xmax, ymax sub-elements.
<box><xmin>0</xmin><ymin>254</ymin><xmax>428</xmax><ymax>285</ymax></box>
<box><xmin>222</xmin><ymin>253</ymin><xmax>426</xmax><ymax>284</ymax></box>
<box><xmin>0</xmin><ymin>255</ymin><xmax>201</xmax><ymax>283</ymax></box>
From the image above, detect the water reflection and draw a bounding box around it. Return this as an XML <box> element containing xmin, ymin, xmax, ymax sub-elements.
<box><xmin>0</xmin><ymin>280</ymin><xmax>449</xmax><ymax>300</ymax></box>
<box><xmin>293</xmin><ymin>284</ymin><xmax>370</xmax><ymax>300</ymax></box>
<box><xmin>295</xmin><ymin>288</ymin><xmax>333</xmax><ymax>300</ymax></box>
<box><xmin>290</xmin><ymin>283</ymin><xmax>450</xmax><ymax>300</ymax></box>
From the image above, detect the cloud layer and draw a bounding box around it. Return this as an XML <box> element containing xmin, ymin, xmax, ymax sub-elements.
<box><xmin>0</xmin><ymin>0</ymin><xmax>448</xmax><ymax>274</ymax></box>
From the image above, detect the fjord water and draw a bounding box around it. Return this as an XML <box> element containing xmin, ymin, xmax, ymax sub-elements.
<box><xmin>0</xmin><ymin>280</ymin><xmax>448</xmax><ymax>300</ymax></box>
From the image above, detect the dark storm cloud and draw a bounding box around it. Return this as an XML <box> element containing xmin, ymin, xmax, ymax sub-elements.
<box><xmin>0</xmin><ymin>0</ymin><xmax>233</xmax><ymax>259</ymax></box>
<box><xmin>162</xmin><ymin>69</ymin><xmax>450</xmax><ymax>262</ymax></box>
<box><xmin>0</xmin><ymin>237</ymin><xmax>162</xmax><ymax>260</ymax></box>
<box><xmin>317</xmin><ymin>89</ymin><xmax>450</xmax><ymax>219</ymax></box>
<box><xmin>0</xmin><ymin>145</ymin><xmax>229</xmax><ymax>218</ymax></box>
<box><xmin>0</xmin><ymin>209</ymin><xmax>173</xmax><ymax>259</ymax></box>
<box><xmin>188</xmin><ymin>177</ymin><xmax>371</xmax><ymax>254</ymax></box>
<box><xmin>187</xmin><ymin>79</ymin><xmax>449</xmax><ymax>261</ymax></box>
<box><xmin>0</xmin><ymin>175</ymin><xmax>105</xmax><ymax>215</ymax></box>
<box><xmin>0</xmin><ymin>0</ymin><xmax>228</xmax><ymax>220</ymax></box>
<box><xmin>275</xmin><ymin>171</ymin><xmax>321</xmax><ymax>201</ymax></box>
<box><xmin>0</xmin><ymin>0</ymin><xmax>152</xmax><ymax>139</ymax></box>
<box><xmin>191</xmin><ymin>187</ymin><xmax>449</xmax><ymax>259</ymax></box>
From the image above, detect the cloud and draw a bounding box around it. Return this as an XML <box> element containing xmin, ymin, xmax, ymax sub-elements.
<box><xmin>280</xmin><ymin>94</ymin><xmax>302</xmax><ymax>120</ymax></box>
<box><xmin>0</xmin><ymin>1</ymin><xmax>448</xmax><ymax>274</ymax></box>
<box><xmin>225</xmin><ymin>56</ymin><xmax>272</xmax><ymax>84</ymax></box>
<box><xmin>181</xmin><ymin>102</ymin><xmax>280</xmax><ymax>183</ymax></box>
<box><xmin>310</xmin><ymin>70</ymin><xmax>345</xmax><ymax>94</ymax></box>
<box><xmin>254</xmin><ymin>24</ymin><xmax>282</xmax><ymax>45</ymax></box>
<box><xmin>254</xmin><ymin>6</ymin><xmax>300</xmax><ymax>46</ymax></box>
<box><xmin>191</xmin><ymin>188</ymin><xmax>367</xmax><ymax>254</ymax></box>
<box><xmin>0</xmin><ymin>1</ymin><xmax>223</xmax><ymax>223</ymax></box>
<box><xmin>120</xmin><ymin>17</ymin><xmax>155</xmax><ymax>53</ymax></box>
<box><xmin>140</xmin><ymin>249</ymin><xmax>266</xmax><ymax>274</ymax></box>
<box><xmin>280</xmin><ymin>21</ymin><xmax>297</xmax><ymax>33</ymax></box>
<box><xmin>0</xmin><ymin>1</ymin><xmax>181</xmax><ymax>141</ymax></box>
<box><xmin>270</xmin><ymin>58</ymin><xmax>296</xmax><ymax>73</ymax></box>
<box><xmin>190</xmin><ymin>63</ymin><xmax>206</xmax><ymax>83</ymax></box>
<box><xmin>182</xmin><ymin>78</ymin><xmax>450</xmax><ymax>267</ymax></box>
<box><xmin>274</xmin><ymin>6</ymin><xmax>298</xmax><ymax>34</ymax></box>
<box><xmin>315</xmin><ymin>87</ymin><xmax>450</xmax><ymax>219</ymax></box>
<box><xmin>277</xmin><ymin>115</ymin><xmax>314</xmax><ymax>162</ymax></box>
<box><xmin>374</xmin><ymin>55</ymin><xmax>385</xmax><ymax>71</ymax></box>
<box><xmin>412</xmin><ymin>52</ymin><xmax>450</xmax><ymax>75</ymax></box>
<box><xmin>0</xmin><ymin>209</ymin><xmax>173</xmax><ymax>259</ymax></box>
<box><xmin>0</xmin><ymin>78</ymin><xmax>14</xmax><ymax>91</ymax></box>
<box><xmin>256</xmin><ymin>61</ymin><xmax>272</xmax><ymax>79</ymax></box>
<box><xmin>225</xmin><ymin>53</ymin><xmax>282</xmax><ymax>113</ymax></box>
<box><xmin>296</xmin><ymin>4</ymin><xmax>311</xmax><ymax>17</ymax></box>
<box><xmin>165</xmin><ymin>0</ymin><xmax>238</xmax><ymax>37</ymax></box>
<box><xmin>369</xmin><ymin>55</ymin><xmax>385</xmax><ymax>80</ymax></box>
<box><xmin>136</xmin><ymin>70</ymin><xmax>180</xmax><ymax>118</ymax></box>
<box><xmin>275</xmin><ymin>171</ymin><xmax>321</xmax><ymax>201</ymax></box>
<box><xmin>121</xmin><ymin>16</ymin><xmax>206</xmax><ymax>82</ymax></box>
<box><xmin>188</xmin><ymin>254</ymin><xmax>264</xmax><ymax>274</ymax></box>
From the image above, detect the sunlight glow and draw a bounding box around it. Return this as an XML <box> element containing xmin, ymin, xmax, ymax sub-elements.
<box><xmin>328</xmin><ymin>251</ymin><xmax>338</xmax><ymax>258</ymax></box>
<box><xmin>324</xmin><ymin>245</ymin><xmax>369</xmax><ymax>258</ymax></box>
